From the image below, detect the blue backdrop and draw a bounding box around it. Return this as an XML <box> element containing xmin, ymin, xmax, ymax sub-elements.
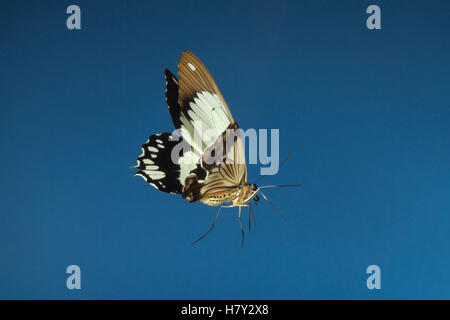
<box><xmin>0</xmin><ymin>0</ymin><xmax>449</xmax><ymax>299</ymax></box>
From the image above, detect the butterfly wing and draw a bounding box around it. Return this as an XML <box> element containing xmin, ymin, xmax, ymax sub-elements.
<box><xmin>163</xmin><ymin>68</ymin><xmax>209</xmax><ymax>187</ymax></box>
<box><xmin>135</xmin><ymin>51</ymin><xmax>246</xmax><ymax>201</ymax></box>
<box><xmin>173</xmin><ymin>51</ymin><xmax>235</xmax><ymax>157</ymax></box>
<box><xmin>164</xmin><ymin>68</ymin><xmax>182</xmax><ymax>130</ymax></box>
<box><xmin>172</xmin><ymin>51</ymin><xmax>247</xmax><ymax>203</ymax></box>
<box><xmin>182</xmin><ymin>124</ymin><xmax>247</xmax><ymax>204</ymax></box>
<box><xmin>134</xmin><ymin>132</ymin><xmax>185</xmax><ymax>194</ymax></box>
<box><xmin>200</xmin><ymin>124</ymin><xmax>247</xmax><ymax>195</ymax></box>
<box><xmin>178</xmin><ymin>50</ymin><xmax>235</xmax><ymax>124</ymax></box>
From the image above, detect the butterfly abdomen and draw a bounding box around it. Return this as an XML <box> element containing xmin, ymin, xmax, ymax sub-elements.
<box><xmin>200</xmin><ymin>190</ymin><xmax>239</xmax><ymax>206</ymax></box>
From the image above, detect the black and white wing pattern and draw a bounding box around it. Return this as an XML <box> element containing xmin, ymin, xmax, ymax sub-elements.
<box><xmin>163</xmin><ymin>67</ymin><xmax>207</xmax><ymax>187</ymax></box>
<box><xmin>173</xmin><ymin>51</ymin><xmax>247</xmax><ymax>203</ymax></box>
<box><xmin>133</xmin><ymin>132</ymin><xmax>185</xmax><ymax>194</ymax></box>
<box><xmin>177</xmin><ymin>51</ymin><xmax>235</xmax><ymax>124</ymax></box>
<box><xmin>176</xmin><ymin>50</ymin><xmax>235</xmax><ymax>156</ymax></box>
<box><xmin>135</xmin><ymin>50</ymin><xmax>247</xmax><ymax>205</ymax></box>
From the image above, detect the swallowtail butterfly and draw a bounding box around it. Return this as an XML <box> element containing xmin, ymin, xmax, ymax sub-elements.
<box><xmin>134</xmin><ymin>51</ymin><xmax>300</xmax><ymax>246</ymax></box>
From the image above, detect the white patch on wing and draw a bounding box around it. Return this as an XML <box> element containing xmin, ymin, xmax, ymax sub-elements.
<box><xmin>188</xmin><ymin>63</ymin><xmax>196</xmax><ymax>71</ymax></box>
<box><xmin>155</xmin><ymin>139</ymin><xmax>163</xmax><ymax>144</ymax></box>
<box><xmin>174</xmin><ymin>91</ymin><xmax>232</xmax><ymax>188</ymax></box>
<box><xmin>178</xmin><ymin>150</ymin><xmax>199</xmax><ymax>188</ymax></box>
<box><xmin>142</xmin><ymin>159</ymin><xmax>154</xmax><ymax>165</ymax></box>
<box><xmin>144</xmin><ymin>170</ymin><xmax>166</xmax><ymax>179</ymax></box>
<box><xmin>179</xmin><ymin>91</ymin><xmax>230</xmax><ymax>155</ymax></box>
<box><xmin>148</xmin><ymin>146</ymin><xmax>158</xmax><ymax>153</ymax></box>
<box><xmin>143</xmin><ymin>165</ymin><xmax>159</xmax><ymax>170</ymax></box>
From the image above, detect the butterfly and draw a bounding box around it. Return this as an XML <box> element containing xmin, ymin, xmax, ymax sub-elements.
<box><xmin>133</xmin><ymin>50</ymin><xmax>300</xmax><ymax>246</ymax></box>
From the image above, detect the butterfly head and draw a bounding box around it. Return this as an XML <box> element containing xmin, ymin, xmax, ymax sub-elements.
<box><xmin>249</xmin><ymin>183</ymin><xmax>260</xmax><ymax>202</ymax></box>
<box><xmin>239</xmin><ymin>183</ymin><xmax>260</xmax><ymax>204</ymax></box>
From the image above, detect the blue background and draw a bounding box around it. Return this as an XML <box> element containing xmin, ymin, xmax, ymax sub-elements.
<box><xmin>0</xmin><ymin>0</ymin><xmax>449</xmax><ymax>299</ymax></box>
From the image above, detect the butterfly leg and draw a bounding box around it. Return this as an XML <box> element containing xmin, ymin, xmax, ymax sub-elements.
<box><xmin>247</xmin><ymin>205</ymin><xmax>251</xmax><ymax>233</ymax></box>
<box><xmin>249</xmin><ymin>204</ymin><xmax>256</xmax><ymax>230</ymax></box>
<box><xmin>192</xmin><ymin>205</ymin><xmax>232</xmax><ymax>245</ymax></box>
<box><xmin>238</xmin><ymin>206</ymin><xmax>245</xmax><ymax>248</ymax></box>
<box><xmin>259</xmin><ymin>191</ymin><xmax>287</xmax><ymax>220</ymax></box>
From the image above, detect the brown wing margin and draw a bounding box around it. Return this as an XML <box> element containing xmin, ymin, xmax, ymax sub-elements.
<box><xmin>177</xmin><ymin>50</ymin><xmax>235</xmax><ymax>124</ymax></box>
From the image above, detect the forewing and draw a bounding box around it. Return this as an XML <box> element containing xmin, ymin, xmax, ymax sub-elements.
<box><xmin>174</xmin><ymin>51</ymin><xmax>247</xmax><ymax>203</ymax></box>
<box><xmin>178</xmin><ymin>50</ymin><xmax>235</xmax><ymax>123</ymax></box>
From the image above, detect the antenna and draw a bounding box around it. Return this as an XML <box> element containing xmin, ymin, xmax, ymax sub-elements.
<box><xmin>247</xmin><ymin>204</ymin><xmax>256</xmax><ymax>232</ymax></box>
<box><xmin>259</xmin><ymin>184</ymin><xmax>302</xmax><ymax>189</ymax></box>
<box><xmin>259</xmin><ymin>190</ymin><xmax>287</xmax><ymax>220</ymax></box>
<box><xmin>255</xmin><ymin>152</ymin><xmax>292</xmax><ymax>184</ymax></box>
